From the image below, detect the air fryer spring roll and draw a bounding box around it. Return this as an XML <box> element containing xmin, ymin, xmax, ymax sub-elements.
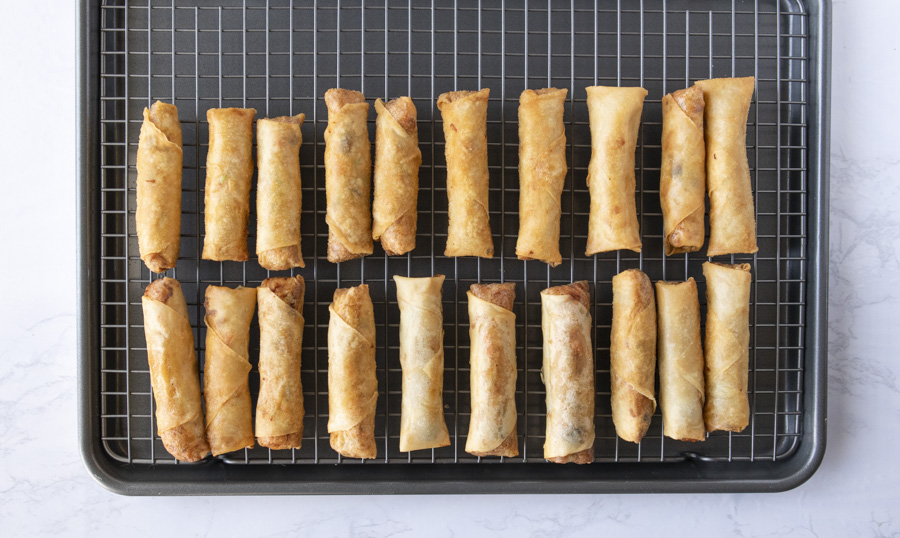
<box><xmin>465</xmin><ymin>283</ymin><xmax>518</xmax><ymax>457</ymax></box>
<box><xmin>610</xmin><ymin>269</ymin><xmax>657</xmax><ymax>444</ymax></box>
<box><xmin>141</xmin><ymin>277</ymin><xmax>209</xmax><ymax>462</ymax></box>
<box><xmin>373</xmin><ymin>97</ymin><xmax>422</xmax><ymax>256</ymax></box>
<box><xmin>395</xmin><ymin>275</ymin><xmax>450</xmax><ymax>452</ymax></box>
<box><xmin>516</xmin><ymin>88</ymin><xmax>568</xmax><ymax>267</ymax></box>
<box><xmin>541</xmin><ymin>281</ymin><xmax>594</xmax><ymax>464</ymax></box>
<box><xmin>328</xmin><ymin>284</ymin><xmax>378</xmax><ymax>459</ymax></box>
<box><xmin>136</xmin><ymin>101</ymin><xmax>183</xmax><ymax>274</ymax></box>
<box><xmin>437</xmin><ymin>88</ymin><xmax>494</xmax><ymax>258</ymax></box>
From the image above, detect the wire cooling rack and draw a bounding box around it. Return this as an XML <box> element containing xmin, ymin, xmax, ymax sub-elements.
<box><xmin>84</xmin><ymin>0</ymin><xmax>828</xmax><ymax>492</ymax></box>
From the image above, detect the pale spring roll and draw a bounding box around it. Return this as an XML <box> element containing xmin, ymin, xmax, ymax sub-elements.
<box><xmin>703</xmin><ymin>262</ymin><xmax>752</xmax><ymax>433</ymax></box>
<box><xmin>585</xmin><ymin>86</ymin><xmax>647</xmax><ymax>255</ymax></box>
<box><xmin>256</xmin><ymin>276</ymin><xmax>305</xmax><ymax>450</ymax></box>
<box><xmin>696</xmin><ymin>77</ymin><xmax>758</xmax><ymax>256</ymax></box>
<box><xmin>256</xmin><ymin>114</ymin><xmax>306</xmax><ymax>270</ymax></box>
<box><xmin>373</xmin><ymin>97</ymin><xmax>422</xmax><ymax>256</ymax></box>
<box><xmin>541</xmin><ymin>281</ymin><xmax>595</xmax><ymax>464</ymax></box>
<box><xmin>655</xmin><ymin>279</ymin><xmax>706</xmax><ymax>442</ymax></box>
<box><xmin>136</xmin><ymin>101</ymin><xmax>183</xmax><ymax>274</ymax></box>
<box><xmin>202</xmin><ymin>107</ymin><xmax>256</xmax><ymax>261</ymax></box>
<box><xmin>661</xmin><ymin>85</ymin><xmax>706</xmax><ymax>255</ymax></box>
<box><xmin>516</xmin><ymin>88</ymin><xmax>568</xmax><ymax>267</ymax></box>
<box><xmin>465</xmin><ymin>283</ymin><xmax>518</xmax><ymax>457</ymax></box>
<box><xmin>141</xmin><ymin>278</ymin><xmax>209</xmax><ymax>462</ymax></box>
<box><xmin>328</xmin><ymin>284</ymin><xmax>378</xmax><ymax>459</ymax></box>
<box><xmin>395</xmin><ymin>275</ymin><xmax>450</xmax><ymax>452</ymax></box>
<box><xmin>325</xmin><ymin>88</ymin><xmax>373</xmax><ymax>263</ymax></box>
<box><xmin>203</xmin><ymin>285</ymin><xmax>257</xmax><ymax>456</ymax></box>
<box><xmin>437</xmin><ymin>89</ymin><xmax>494</xmax><ymax>258</ymax></box>
<box><xmin>610</xmin><ymin>269</ymin><xmax>657</xmax><ymax>443</ymax></box>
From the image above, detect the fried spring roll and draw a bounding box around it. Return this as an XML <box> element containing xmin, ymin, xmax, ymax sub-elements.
<box><xmin>703</xmin><ymin>262</ymin><xmax>752</xmax><ymax>433</ymax></box>
<box><xmin>372</xmin><ymin>97</ymin><xmax>422</xmax><ymax>256</ymax></box>
<box><xmin>438</xmin><ymin>89</ymin><xmax>494</xmax><ymax>258</ymax></box>
<box><xmin>661</xmin><ymin>85</ymin><xmax>706</xmax><ymax>255</ymax></box>
<box><xmin>541</xmin><ymin>281</ymin><xmax>595</xmax><ymax>464</ymax></box>
<box><xmin>516</xmin><ymin>88</ymin><xmax>568</xmax><ymax>267</ymax></box>
<box><xmin>203</xmin><ymin>285</ymin><xmax>256</xmax><ymax>456</ymax></box>
<box><xmin>610</xmin><ymin>269</ymin><xmax>657</xmax><ymax>444</ymax></box>
<box><xmin>328</xmin><ymin>284</ymin><xmax>378</xmax><ymax>459</ymax></box>
<box><xmin>395</xmin><ymin>275</ymin><xmax>450</xmax><ymax>452</ymax></box>
<box><xmin>256</xmin><ymin>276</ymin><xmax>306</xmax><ymax>450</ymax></box>
<box><xmin>141</xmin><ymin>278</ymin><xmax>209</xmax><ymax>462</ymax></box>
<box><xmin>655</xmin><ymin>279</ymin><xmax>706</xmax><ymax>442</ymax></box>
<box><xmin>465</xmin><ymin>283</ymin><xmax>518</xmax><ymax>457</ymax></box>
<box><xmin>696</xmin><ymin>77</ymin><xmax>758</xmax><ymax>256</ymax></box>
<box><xmin>256</xmin><ymin>114</ymin><xmax>306</xmax><ymax>270</ymax></box>
<box><xmin>585</xmin><ymin>86</ymin><xmax>647</xmax><ymax>255</ymax></box>
<box><xmin>202</xmin><ymin>107</ymin><xmax>256</xmax><ymax>261</ymax></box>
<box><xmin>325</xmin><ymin>89</ymin><xmax>373</xmax><ymax>263</ymax></box>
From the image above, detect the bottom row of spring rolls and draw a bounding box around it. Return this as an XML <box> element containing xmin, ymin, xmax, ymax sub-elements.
<box><xmin>142</xmin><ymin>261</ymin><xmax>751</xmax><ymax>464</ymax></box>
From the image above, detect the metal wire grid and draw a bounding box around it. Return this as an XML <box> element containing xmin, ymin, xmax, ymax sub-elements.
<box><xmin>97</xmin><ymin>0</ymin><xmax>808</xmax><ymax>466</ymax></box>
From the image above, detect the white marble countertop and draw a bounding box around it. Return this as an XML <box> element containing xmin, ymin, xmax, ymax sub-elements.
<box><xmin>2</xmin><ymin>0</ymin><xmax>899</xmax><ymax>535</ymax></box>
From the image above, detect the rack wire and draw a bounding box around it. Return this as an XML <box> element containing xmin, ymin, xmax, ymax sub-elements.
<box><xmin>97</xmin><ymin>0</ymin><xmax>809</xmax><ymax>467</ymax></box>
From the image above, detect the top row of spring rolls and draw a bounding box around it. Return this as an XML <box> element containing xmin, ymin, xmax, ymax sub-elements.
<box><xmin>136</xmin><ymin>76</ymin><xmax>758</xmax><ymax>274</ymax></box>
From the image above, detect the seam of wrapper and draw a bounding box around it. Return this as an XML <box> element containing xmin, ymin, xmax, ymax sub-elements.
<box><xmin>325</xmin><ymin>215</ymin><xmax>373</xmax><ymax>255</ymax></box>
<box><xmin>203</xmin><ymin>320</ymin><xmax>252</xmax><ymax>427</ymax></box>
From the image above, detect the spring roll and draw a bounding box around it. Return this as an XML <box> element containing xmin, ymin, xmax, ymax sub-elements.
<box><xmin>541</xmin><ymin>281</ymin><xmax>594</xmax><ymax>464</ymax></box>
<box><xmin>136</xmin><ymin>101</ymin><xmax>183</xmax><ymax>274</ymax></box>
<box><xmin>516</xmin><ymin>88</ymin><xmax>568</xmax><ymax>267</ymax></box>
<box><xmin>256</xmin><ymin>114</ymin><xmax>306</xmax><ymax>271</ymax></box>
<box><xmin>328</xmin><ymin>284</ymin><xmax>378</xmax><ymax>459</ymax></box>
<box><xmin>696</xmin><ymin>77</ymin><xmax>758</xmax><ymax>256</ymax></box>
<box><xmin>437</xmin><ymin>89</ymin><xmax>494</xmax><ymax>258</ymax></box>
<box><xmin>610</xmin><ymin>269</ymin><xmax>657</xmax><ymax>444</ymax></box>
<box><xmin>141</xmin><ymin>277</ymin><xmax>209</xmax><ymax>462</ymax></box>
<box><xmin>395</xmin><ymin>275</ymin><xmax>450</xmax><ymax>452</ymax></box>
<box><xmin>372</xmin><ymin>97</ymin><xmax>422</xmax><ymax>256</ymax></box>
<box><xmin>325</xmin><ymin>88</ymin><xmax>373</xmax><ymax>263</ymax></box>
<box><xmin>203</xmin><ymin>285</ymin><xmax>256</xmax><ymax>456</ymax></box>
<box><xmin>703</xmin><ymin>262</ymin><xmax>752</xmax><ymax>433</ymax></box>
<box><xmin>655</xmin><ymin>279</ymin><xmax>706</xmax><ymax>442</ymax></box>
<box><xmin>465</xmin><ymin>283</ymin><xmax>518</xmax><ymax>457</ymax></box>
<box><xmin>661</xmin><ymin>85</ymin><xmax>706</xmax><ymax>255</ymax></box>
<box><xmin>256</xmin><ymin>276</ymin><xmax>306</xmax><ymax>450</ymax></box>
<box><xmin>584</xmin><ymin>86</ymin><xmax>646</xmax><ymax>255</ymax></box>
<box><xmin>201</xmin><ymin>107</ymin><xmax>255</xmax><ymax>261</ymax></box>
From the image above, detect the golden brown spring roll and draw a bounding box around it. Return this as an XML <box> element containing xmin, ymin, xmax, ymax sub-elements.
<box><xmin>541</xmin><ymin>281</ymin><xmax>594</xmax><ymax>464</ymax></box>
<box><xmin>438</xmin><ymin>89</ymin><xmax>494</xmax><ymax>258</ymax></box>
<box><xmin>136</xmin><ymin>101</ymin><xmax>183</xmax><ymax>274</ymax></box>
<box><xmin>585</xmin><ymin>86</ymin><xmax>647</xmax><ymax>255</ymax></box>
<box><xmin>395</xmin><ymin>275</ymin><xmax>450</xmax><ymax>452</ymax></box>
<box><xmin>516</xmin><ymin>88</ymin><xmax>568</xmax><ymax>267</ymax></box>
<box><xmin>703</xmin><ymin>262</ymin><xmax>752</xmax><ymax>433</ymax></box>
<box><xmin>655</xmin><ymin>279</ymin><xmax>706</xmax><ymax>442</ymax></box>
<box><xmin>465</xmin><ymin>283</ymin><xmax>518</xmax><ymax>457</ymax></box>
<box><xmin>327</xmin><ymin>284</ymin><xmax>378</xmax><ymax>459</ymax></box>
<box><xmin>141</xmin><ymin>278</ymin><xmax>209</xmax><ymax>462</ymax></box>
<box><xmin>696</xmin><ymin>77</ymin><xmax>758</xmax><ymax>256</ymax></box>
<box><xmin>610</xmin><ymin>269</ymin><xmax>657</xmax><ymax>443</ymax></box>
<box><xmin>325</xmin><ymin>89</ymin><xmax>373</xmax><ymax>263</ymax></box>
<box><xmin>661</xmin><ymin>85</ymin><xmax>706</xmax><ymax>255</ymax></box>
<box><xmin>256</xmin><ymin>114</ymin><xmax>306</xmax><ymax>270</ymax></box>
<box><xmin>202</xmin><ymin>107</ymin><xmax>256</xmax><ymax>261</ymax></box>
<box><xmin>203</xmin><ymin>285</ymin><xmax>256</xmax><ymax>456</ymax></box>
<box><xmin>372</xmin><ymin>97</ymin><xmax>422</xmax><ymax>256</ymax></box>
<box><xmin>256</xmin><ymin>276</ymin><xmax>306</xmax><ymax>450</ymax></box>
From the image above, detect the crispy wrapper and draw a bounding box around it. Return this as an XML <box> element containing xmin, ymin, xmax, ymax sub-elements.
<box><xmin>515</xmin><ymin>88</ymin><xmax>568</xmax><ymax>267</ymax></box>
<box><xmin>136</xmin><ymin>101</ymin><xmax>183</xmax><ymax>273</ymax></box>
<box><xmin>141</xmin><ymin>278</ymin><xmax>209</xmax><ymax>462</ymax></box>
<box><xmin>438</xmin><ymin>89</ymin><xmax>494</xmax><ymax>258</ymax></box>
<box><xmin>541</xmin><ymin>281</ymin><xmax>595</xmax><ymax>464</ymax></box>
